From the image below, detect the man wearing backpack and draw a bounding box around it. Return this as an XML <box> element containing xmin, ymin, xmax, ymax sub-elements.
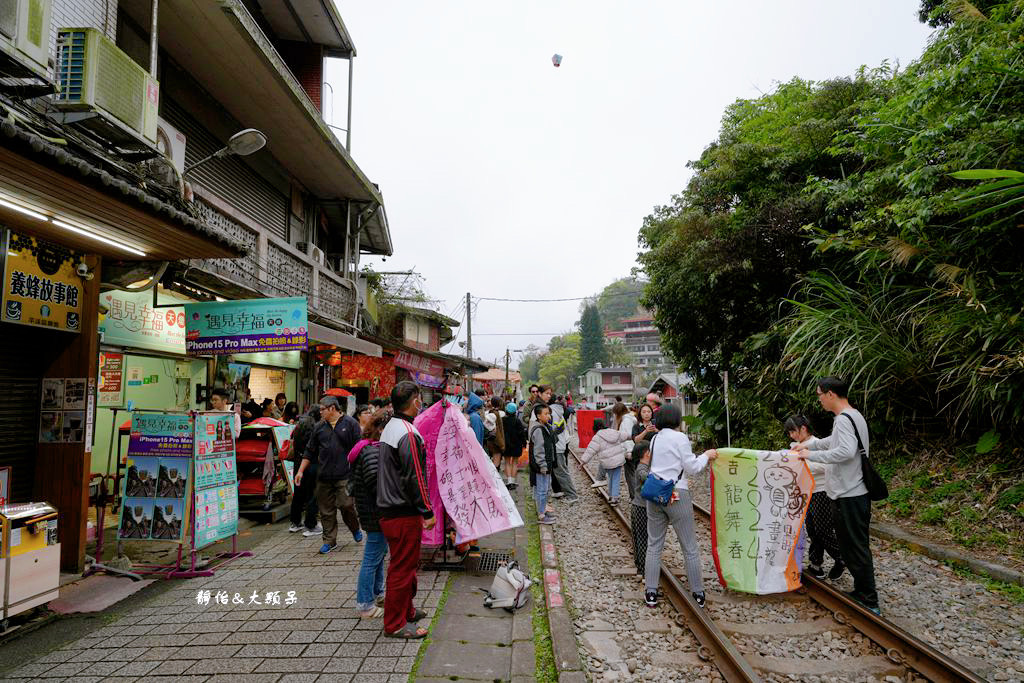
<box><xmin>794</xmin><ymin>377</ymin><xmax>880</xmax><ymax>615</ymax></box>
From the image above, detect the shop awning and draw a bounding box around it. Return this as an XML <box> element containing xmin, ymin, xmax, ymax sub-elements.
<box><xmin>473</xmin><ymin>368</ymin><xmax>521</xmax><ymax>383</ymax></box>
<box><xmin>308</xmin><ymin>322</ymin><xmax>381</xmax><ymax>357</ymax></box>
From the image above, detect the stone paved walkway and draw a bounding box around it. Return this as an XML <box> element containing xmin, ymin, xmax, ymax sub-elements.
<box><xmin>3</xmin><ymin>524</ymin><xmax>448</xmax><ymax>682</ymax></box>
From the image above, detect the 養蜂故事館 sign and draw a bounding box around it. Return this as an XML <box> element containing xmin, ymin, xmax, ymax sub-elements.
<box><xmin>2</xmin><ymin>231</ymin><xmax>83</xmax><ymax>332</ymax></box>
<box><xmin>184</xmin><ymin>297</ymin><xmax>308</xmax><ymax>355</ymax></box>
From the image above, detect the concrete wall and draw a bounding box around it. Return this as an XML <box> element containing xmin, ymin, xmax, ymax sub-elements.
<box><xmin>50</xmin><ymin>0</ymin><xmax>116</xmax><ymax>57</ymax></box>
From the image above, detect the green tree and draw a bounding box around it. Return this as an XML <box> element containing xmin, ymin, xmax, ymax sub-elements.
<box><xmin>578</xmin><ymin>305</ymin><xmax>607</xmax><ymax>373</ymax></box>
<box><xmin>518</xmin><ymin>347</ymin><xmax>542</xmax><ymax>385</ymax></box>
<box><xmin>594</xmin><ymin>278</ymin><xmax>645</xmax><ymax>331</ymax></box>
<box><xmin>548</xmin><ymin>332</ymin><xmax>581</xmax><ymax>353</ymax></box>
<box><xmin>538</xmin><ymin>347</ymin><xmax>581</xmax><ymax>394</ymax></box>
<box><xmin>605</xmin><ymin>338</ymin><xmax>633</xmax><ymax>368</ymax></box>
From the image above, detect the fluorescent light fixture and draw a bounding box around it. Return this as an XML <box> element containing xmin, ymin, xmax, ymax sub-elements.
<box><xmin>0</xmin><ymin>197</ymin><xmax>47</xmax><ymax>221</ymax></box>
<box><xmin>50</xmin><ymin>218</ymin><xmax>147</xmax><ymax>257</ymax></box>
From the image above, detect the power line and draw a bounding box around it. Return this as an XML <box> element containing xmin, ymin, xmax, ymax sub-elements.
<box><xmin>474</xmin><ymin>289</ymin><xmax>644</xmax><ymax>303</ymax></box>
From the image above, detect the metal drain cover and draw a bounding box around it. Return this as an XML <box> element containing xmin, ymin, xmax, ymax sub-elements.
<box><xmin>467</xmin><ymin>550</ymin><xmax>514</xmax><ymax>574</ymax></box>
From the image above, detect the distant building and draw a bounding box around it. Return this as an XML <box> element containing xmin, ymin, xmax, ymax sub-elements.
<box><xmin>606</xmin><ymin>310</ymin><xmax>673</xmax><ymax>374</ymax></box>
<box><xmin>648</xmin><ymin>373</ymin><xmax>698</xmax><ymax>416</ymax></box>
<box><xmin>579</xmin><ymin>364</ymin><xmax>635</xmax><ymax>408</ymax></box>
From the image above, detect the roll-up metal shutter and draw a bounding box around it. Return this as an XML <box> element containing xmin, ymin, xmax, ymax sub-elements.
<box><xmin>162</xmin><ymin>99</ymin><xmax>290</xmax><ymax>241</ymax></box>
<box><xmin>0</xmin><ymin>322</ymin><xmax>41</xmax><ymax>503</ymax></box>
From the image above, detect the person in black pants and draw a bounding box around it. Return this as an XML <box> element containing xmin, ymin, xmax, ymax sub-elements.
<box><xmin>785</xmin><ymin>415</ymin><xmax>844</xmax><ymax>579</ymax></box>
<box><xmin>288</xmin><ymin>406</ymin><xmax>321</xmax><ymax>535</ymax></box>
<box><xmin>795</xmin><ymin>377</ymin><xmax>879</xmax><ymax>614</ymax></box>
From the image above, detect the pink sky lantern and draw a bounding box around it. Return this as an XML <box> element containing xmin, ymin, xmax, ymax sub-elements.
<box><xmin>551</xmin><ymin>53</ymin><xmax>562</xmax><ymax>67</ymax></box>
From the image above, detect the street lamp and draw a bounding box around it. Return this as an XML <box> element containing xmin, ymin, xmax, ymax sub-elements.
<box><xmin>183</xmin><ymin>128</ymin><xmax>268</xmax><ymax>175</ymax></box>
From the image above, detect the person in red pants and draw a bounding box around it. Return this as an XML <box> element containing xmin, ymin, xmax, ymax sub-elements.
<box><xmin>377</xmin><ymin>381</ymin><xmax>436</xmax><ymax>638</ymax></box>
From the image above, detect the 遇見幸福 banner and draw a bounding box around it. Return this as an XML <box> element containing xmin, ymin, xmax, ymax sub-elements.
<box><xmin>710</xmin><ymin>448</ymin><xmax>813</xmax><ymax>594</ymax></box>
<box><xmin>184</xmin><ymin>297</ymin><xmax>307</xmax><ymax>355</ymax></box>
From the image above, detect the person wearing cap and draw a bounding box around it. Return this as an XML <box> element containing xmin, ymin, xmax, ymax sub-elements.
<box><xmin>295</xmin><ymin>395</ymin><xmax>363</xmax><ymax>554</ymax></box>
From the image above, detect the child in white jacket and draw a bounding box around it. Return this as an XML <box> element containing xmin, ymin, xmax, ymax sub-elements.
<box><xmin>580</xmin><ymin>419</ymin><xmax>628</xmax><ymax>504</ymax></box>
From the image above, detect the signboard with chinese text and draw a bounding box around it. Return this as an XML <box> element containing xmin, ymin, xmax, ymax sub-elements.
<box><xmin>119</xmin><ymin>413</ymin><xmax>193</xmax><ymax>542</ymax></box>
<box><xmin>98</xmin><ymin>352</ymin><xmax>125</xmax><ymax>407</ymax></box>
<box><xmin>2</xmin><ymin>231</ymin><xmax>83</xmax><ymax>332</ymax></box>
<box><xmin>184</xmin><ymin>297</ymin><xmax>308</xmax><ymax>355</ymax></box>
<box><xmin>193</xmin><ymin>412</ymin><xmax>238</xmax><ymax>548</ymax></box>
<box><xmin>415</xmin><ymin>401</ymin><xmax>522</xmax><ymax>545</ymax></box>
<box><xmin>710</xmin><ymin>448</ymin><xmax>813</xmax><ymax>594</ymax></box>
<box><xmin>99</xmin><ymin>289</ymin><xmax>188</xmax><ymax>354</ymax></box>
<box><xmin>394</xmin><ymin>350</ymin><xmax>445</xmax><ymax>377</ymax></box>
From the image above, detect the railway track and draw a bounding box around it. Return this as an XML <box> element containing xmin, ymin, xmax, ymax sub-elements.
<box><xmin>567</xmin><ymin>447</ymin><xmax>986</xmax><ymax>683</ymax></box>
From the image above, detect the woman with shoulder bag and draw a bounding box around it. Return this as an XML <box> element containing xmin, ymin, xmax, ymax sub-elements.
<box><xmin>642</xmin><ymin>404</ymin><xmax>718</xmax><ymax>609</ymax></box>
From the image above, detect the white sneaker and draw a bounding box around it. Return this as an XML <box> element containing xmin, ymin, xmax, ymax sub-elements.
<box><xmin>551</xmin><ymin>492</ymin><xmax>564</xmax><ymax>499</ymax></box>
<box><xmin>288</xmin><ymin>524</ymin><xmax>303</xmax><ymax>533</ymax></box>
<box><xmin>302</xmin><ymin>524</ymin><xmax>323</xmax><ymax>537</ymax></box>
<box><xmin>591</xmin><ymin>480</ymin><xmax>608</xmax><ymax>489</ymax></box>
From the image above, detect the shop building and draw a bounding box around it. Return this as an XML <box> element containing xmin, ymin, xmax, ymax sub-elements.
<box><xmin>578</xmin><ymin>364</ymin><xmax>635</xmax><ymax>408</ymax></box>
<box><xmin>0</xmin><ymin>0</ymin><xmax>391</xmax><ymax>570</ymax></box>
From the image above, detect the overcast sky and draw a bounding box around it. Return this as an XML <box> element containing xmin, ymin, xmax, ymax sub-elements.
<box><xmin>327</xmin><ymin>1</ymin><xmax>932</xmax><ymax>367</ymax></box>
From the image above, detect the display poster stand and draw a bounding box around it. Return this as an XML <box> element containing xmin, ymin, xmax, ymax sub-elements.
<box><xmin>106</xmin><ymin>410</ymin><xmax>251</xmax><ymax>579</ymax></box>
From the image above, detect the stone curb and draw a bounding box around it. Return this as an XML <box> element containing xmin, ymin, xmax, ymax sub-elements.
<box><xmin>871</xmin><ymin>521</ymin><xmax>1024</xmax><ymax>587</ymax></box>
<box><xmin>538</xmin><ymin>524</ymin><xmax>588</xmax><ymax>678</ymax></box>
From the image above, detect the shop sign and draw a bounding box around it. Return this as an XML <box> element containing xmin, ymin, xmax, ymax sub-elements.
<box><xmin>394</xmin><ymin>350</ymin><xmax>444</xmax><ymax>377</ymax></box>
<box><xmin>2</xmin><ymin>231</ymin><xmax>83</xmax><ymax>332</ymax></box>
<box><xmin>119</xmin><ymin>413</ymin><xmax>194</xmax><ymax>542</ymax></box>
<box><xmin>233</xmin><ymin>350</ymin><xmax>302</xmax><ymax>369</ymax></box>
<box><xmin>184</xmin><ymin>297</ymin><xmax>308</xmax><ymax>355</ymax></box>
<box><xmin>412</xmin><ymin>370</ymin><xmax>445</xmax><ymax>388</ymax></box>
<box><xmin>98</xmin><ymin>352</ymin><xmax>125</xmax><ymax>407</ymax></box>
<box><xmin>99</xmin><ymin>289</ymin><xmax>187</xmax><ymax>354</ymax></box>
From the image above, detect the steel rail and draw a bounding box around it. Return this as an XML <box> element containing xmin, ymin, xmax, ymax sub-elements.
<box><xmin>690</xmin><ymin>502</ymin><xmax>988</xmax><ymax>683</ymax></box>
<box><xmin>569</xmin><ymin>449</ymin><xmax>762</xmax><ymax>683</ymax></box>
<box><xmin>567</xmin><ymin>444</ymin><xmax>986</xmax><ymax>682</ymax></box>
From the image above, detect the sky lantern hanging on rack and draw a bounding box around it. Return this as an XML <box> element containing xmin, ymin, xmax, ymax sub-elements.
<box><xmin>551</xmin><ymin>53</ymin><xmax>562</xmax><ymax>67</ymax></box>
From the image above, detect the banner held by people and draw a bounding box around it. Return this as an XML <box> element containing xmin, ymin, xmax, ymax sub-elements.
<box><xmin>710</xmin><ymin>448</ymin><xmax>813</xmax><ymax>594</ymax></box>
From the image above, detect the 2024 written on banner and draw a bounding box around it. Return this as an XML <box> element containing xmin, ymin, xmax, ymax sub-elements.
<box><xmin>193</xmin><ymin>412</ymin><xmax>239</xmax><ymax>549</ymax></box>
<box><xmin>118</xmin><ymin>413</ymin><xmax>192</xmax><ymax>542</ymax></box>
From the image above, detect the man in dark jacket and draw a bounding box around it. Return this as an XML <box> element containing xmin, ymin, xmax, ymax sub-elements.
<box><xmin>377</xmin><ymin>381</ymin><xmax>435</xmax><ymax>638</ymax></box>
<box><xmin>296</xmin><ymin>396</ymin><xmax>362</xmax><ymax>553</ymax></box>
<box><xmin>288</xmin><ymin>406</ymin><xmax>321</xmax><ymax>535</ymax></box>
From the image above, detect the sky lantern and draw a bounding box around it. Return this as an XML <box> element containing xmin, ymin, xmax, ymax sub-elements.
<box><xmin>551</xmin><ymin>53</ymin><xmax>562</xmax><ymax>67</ymax></box>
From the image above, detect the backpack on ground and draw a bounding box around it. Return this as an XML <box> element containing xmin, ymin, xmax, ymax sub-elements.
<box><xmin>482</xmin><ymin>560</ymin><xmax>532</xmax><ymax>612</ymax></box>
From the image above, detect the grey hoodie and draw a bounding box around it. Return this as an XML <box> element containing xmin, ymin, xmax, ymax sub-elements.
<box><xmin>804</xmin><ymin>409</ymin><xmax>869</xmax><ymax>500</ymax></box>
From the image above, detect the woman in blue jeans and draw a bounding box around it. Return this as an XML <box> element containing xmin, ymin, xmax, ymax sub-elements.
<box><xmin>347</xmin><ymin>409</ymin><xmax>391</xmax><ymax>617</ymax></box>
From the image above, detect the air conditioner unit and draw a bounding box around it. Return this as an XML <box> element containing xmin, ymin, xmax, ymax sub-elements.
<box><xmin>156</xmin><ymin>117</ymin><xmax>186</xmax><ymax>173</ymax></box>
<box><xmin>53</xmin><ymin>27</ymin><xmax>159</xmax><ymax>150</ymax></box>
<box><xmin>0</xmin><ymin>0</ymin><xmax>51</xmax><ymax>81</ymax></box>
<box><xmin>310</xmin><ymin>246</ymin><xmax>325</xmax><ymax>266</ymax></box>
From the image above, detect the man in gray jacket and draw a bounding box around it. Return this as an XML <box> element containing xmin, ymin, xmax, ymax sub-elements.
<box><xmin>794</xmin><ymin>377</ymin><xmax>879</xmax><ymax>614</ymax></box>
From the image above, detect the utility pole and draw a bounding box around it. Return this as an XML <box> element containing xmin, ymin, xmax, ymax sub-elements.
<box><xmin>504</xmin><ymin>348</ymin><xmax>511</xmax><ymax>398</ymax></box>
<box><xmin>465</xmin><ymin>292</ymin><xmax>472</xmax><ymax>359</ymax></box>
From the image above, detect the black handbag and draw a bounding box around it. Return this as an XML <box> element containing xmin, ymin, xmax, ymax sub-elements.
<box><xmin>841</xmin><ymin>413</ymin><xmax>888</xmax><ymax>501</ymax></box>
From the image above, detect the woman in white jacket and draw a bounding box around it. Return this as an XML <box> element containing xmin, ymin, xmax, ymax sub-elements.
<box><xmin>580</xmin><ymin>419</ymin><xmax>628</xmax><ymax>505</ymax></box>
<box><xmin>643</xmin><ymin>404</ymin><xmax>717</xmax><ymax>609</ymax></box>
